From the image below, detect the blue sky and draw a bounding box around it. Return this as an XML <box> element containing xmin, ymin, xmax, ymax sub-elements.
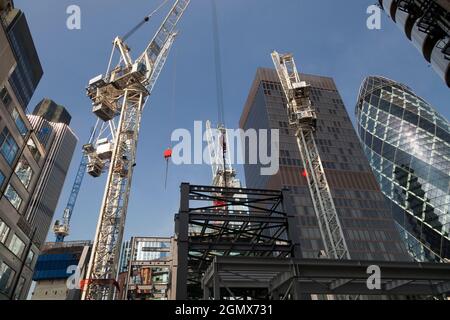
<box><xmin>15</xmin><ymin>0</ymin><xmax>450</xmax><ymax>242</ymax></box>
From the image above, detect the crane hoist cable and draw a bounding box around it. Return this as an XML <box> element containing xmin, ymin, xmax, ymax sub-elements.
<box><xmin>211</xmin><ymin>0</ymin><xmax>228</xmax><ymax>189</ymax></box>
<box><xmin>163</xmin><ymin>46</ymin><xmax>178</xmax><ymax>190</ymax></box>
<box><xmin>106</xmin><ymin>0</ymin><xmax>171</xmax><ymax>75</ymax></box>
<box><xmin>211</xmin><ymin>0</ymin><xmax>225</xmax><ymax>126</ymax></box>
<box><xmin>122</xmin><ymin>0</ymin><xmax>171</xmax><ymax>41</ymax></box>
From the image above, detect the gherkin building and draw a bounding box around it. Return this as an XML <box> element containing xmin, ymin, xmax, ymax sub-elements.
<box><xmin>356</xmin><ymin>76</ymin><xmax>450</xmax><ymax>262</ymax></box>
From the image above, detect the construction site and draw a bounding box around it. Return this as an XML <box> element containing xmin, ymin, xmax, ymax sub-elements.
<box><xmin>4</xmin><ymin>0</ymin><xmax>449</xmax><ymax>302</ymax></box>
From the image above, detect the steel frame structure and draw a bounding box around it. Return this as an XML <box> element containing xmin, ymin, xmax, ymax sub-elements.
<box><xmin>202</xmin><ymin>256</ymin><xmax>450</xmax><ymax>299</ymax></box>
<box><xmin>173</xmin><ymin>183</ymin><xmax>301</xmax><ymax>300</ymax></box>
<box><xmin>271</xmin><ymin>52</ymin><xmax>350</xmax><ymax>260</ymax></box>
<box><xmin>82</xmin><ymin>0</ymin><xmax>190</xmax><ymax>300</ymax></box>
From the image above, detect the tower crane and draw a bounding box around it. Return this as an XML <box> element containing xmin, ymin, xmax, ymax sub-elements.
<box><xmin>81</xmin><ymin>0</ymin><xmax>191</xmax><ymax>300</ymax></box>
<box><xmin>53</xmin><ymin>124</ymin><xmax>99</xmax><ymax>242</ymax></box>
<box><xmin>52</xmin><ymin>152</ymin><xmax>88</xmax><ymax>242</ymax></box>
<box><xmin>205</xmin><ymin>120</ymin><xmax>241</xmax><ymax>190</ymax></box>
<box><xmin>205</xmin><ymin>120</ymin><xmax>248</xmax><ymax>217</ymax></box>
<box><xmin>271</xmin><ymin>51</ymin><xmax>350</xmax><ymax>260</ymax></box>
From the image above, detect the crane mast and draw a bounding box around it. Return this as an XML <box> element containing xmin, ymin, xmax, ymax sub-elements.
<box><xmin>53</xmin><ymin>124</ymin><xmax>98</xmax><ymax>242</ymax></box>
<box><xmin>205</xmin><ymin>120</ymin><xmax>241</xmax><ymax>189</ymax></box>
<box><xmin>271</xmin><ymin>51</ymin><xmax>350</xmax><ymax>260</ymax></box>
<box><xmin>82</xmin><ymin>0</ymin><xmax>190</xmax><ymax>300</ymax></box>
<box><xmin>205</xmin><ymin>120</ymin><xmax>247</xmax><ymax>217</ymax></box>
<box><xmin>52</xmin><ymin>152</ymin><xmax>88</xmax><ymax>242</ymax></box>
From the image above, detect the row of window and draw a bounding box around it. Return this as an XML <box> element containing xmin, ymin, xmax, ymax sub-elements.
<box><xmin>0</xmin><ymin>217</ymin><xmax>34</xmax><ymax>298</ymax></box>
<box><xmin>0</xmin><ymin>157</ymin><xmax>33</xmax><ymax>212</ymax></box>
<box><xmin>0</xmin><ymin>260</ymin><xmax>26</xmax><ymax>299</ymax></box>
<box><xmin>0</xmin><ymin>127</ymin><xmax>19</xmax><ymax>165</ymax></box>
<box><xmin>0</xmin><ymin>87</ymin><xmax>12</xmax><ymax>106</ymax></box>
<box><xmin>0</xmin><ymin>218</ymin><xmax>34</xmax><ymax>262</ymax></box>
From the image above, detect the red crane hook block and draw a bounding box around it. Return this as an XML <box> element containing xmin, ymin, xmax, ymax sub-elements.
<box><xmin>164</xmin><ymin>148</ymin><xmax>172</xmax><ymax>159</ymax></box>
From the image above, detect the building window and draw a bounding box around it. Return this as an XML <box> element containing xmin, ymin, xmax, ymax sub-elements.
<box><xmin>26</xmin><ymin>250</ymin><xmax>34</xmax><ymax>266</ymax></box>
<box><xmin>11</xmin><ymin>108</ymin><xmax>28</xmax><ymax>136</ymax></box>
<box><xmin>13</xmin><ymin>276</ymin><xmax>26</xmax><ymax>300</ymax></box>
<box><xmin>8</xmin><ymin>234</ymin><xmax>25</xmax><ymax>258</ymax></box>
<box><xmin>0</xmin><ymin>170</ymin><xmax>4</xmax><ymax>187</ymax></box>
<box><xmin>4</xmin><ymin>184</ymin><xmax>22</xmax><ymax>210</ymax></box>
<box><xmin>0</xmin><ymin>127</ymin><xmax>19</xmax><ymax>165</ymax></box>
<box><xmin>15</xmin><ymin>157</ymin><xmax>33</xmax><ymax>189</ymax></box>
<box><xmin>27</xmin><ymin>138</ymin><xmax>41</xmax><ymax>163</ymax></box>
<box><xmin>0</xmin><ymin>218</ymin><xmax>10</xmax><ymax>244</ymax></box>
<box><xmin>0</xmin><ymin>262</ymin><xmax>15</xmax><ymax>295</ymax></box>
<box><xmin>37</xmin><ymin>125</ymin><xmax>52</xmax><ymax>147</ymax></box>
<box><xmin>0</xmin><ymin>87</ymin><xmax>12</xmax><ymax>106</ymax></box>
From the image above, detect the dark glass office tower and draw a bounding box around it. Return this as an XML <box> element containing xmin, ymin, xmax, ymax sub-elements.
<box><xmin>356</xmin><ymin>76</ymin><xmax>450</xmax><ymax>262</ymax></box>
<box><xmin>0</xmin><ymin>3</ymin><xmax>43</xmax><ymax>109</ymax></box>
<box><xmin>240</xmin><ymin>68</ymin><xmax>410</xmax><ymax>262</ymax></box>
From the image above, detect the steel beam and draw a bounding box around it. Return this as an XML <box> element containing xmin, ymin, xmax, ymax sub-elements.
<box><xmin>201</xmin><ymin>256</ymin><xmax>450</xmax><ymax>298</ymax></box>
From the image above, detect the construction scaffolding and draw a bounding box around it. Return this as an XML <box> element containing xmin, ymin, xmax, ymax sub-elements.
<box><xmin>172</xmin><ymin>183</ymin><xmax>301</xmax><ymax>300</ymax></box>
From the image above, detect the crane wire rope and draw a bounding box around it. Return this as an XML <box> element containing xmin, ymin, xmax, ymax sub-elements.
<box><xmin>106</xmin><ymin>0</ymin><xmax>171</xmax><ymax>75</ymax></box>
<box><xmin>211</xmin><ymin>0</ymin><xmax>229</xmax><ymax>191</ymax></box>
<box><xmin>123</xmin><ymin>0</ymin><xmax>171</xmax><ymax>41</ymax></box>
<box><xmin>164</xmin><ymin>45</ymin><xmax>178</xmax><ymax>190</ymax></box>
<box><xmin>211</xmin><ymin>0</ymin><xmax>225</xmax><ymax>127</ymax></box>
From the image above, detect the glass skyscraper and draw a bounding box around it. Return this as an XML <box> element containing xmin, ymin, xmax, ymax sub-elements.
<box><xmin>356</xmin><ymin>76</ymin><xmax>450</xmax><ymax>262</ymax></box>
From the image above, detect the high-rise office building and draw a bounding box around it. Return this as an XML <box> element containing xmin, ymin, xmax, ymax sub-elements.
<box><xmin>355</xmin><ymin>76</ymin><xmax>450</xmax><ymax>262</ymax></box>
<box><xmin>33</xmin><ymin>99</ymin><xmax>72</xmax><ymax>126</ymax></box>
<box><xmin>0</xmin><ymin>98</ymin><xmax>77</xmax><ymax>300</ymax></box>
<box><xmin>240</xmin><ymin>68</ymin><xmax>410</xmax><ymax>261</ymax></box>
<box><xmin>26</xmin><ymin>101</ymin><xmax>77</xmax><ymax>247</ymax></box>
<box><xmin>378</xmin><ymin>0</ymin><xmax>450</xmax><ymax>87</ymax></box>
<box><xmin>0</xmin><ymin>0</ymin><xmax>43</xmax><ymax>109</ymax></box>
<box><xmin>0</xmin><ymin>1</ymin><xmax>47</xmax><ymax>300</ymax></box>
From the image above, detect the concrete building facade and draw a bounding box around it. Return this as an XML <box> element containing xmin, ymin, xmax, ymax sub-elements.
<box><xmin>0</xmin><ymin>1</ymin><xmax>76</xmax><ymax>300</ymax></box>
<box><xmin>0</xmin><ymin>1</ymin><xmax>44</xmax><ymax>300</ymax></box>
<box><xmin>240</xmin><ymin>68</ymin><xmax>410</xmax><ymax>262</ymax></box>
<box><xmin>26</xmin><ymin>103</ymin><xmax>77</xmax><ymax>246</ymax></box>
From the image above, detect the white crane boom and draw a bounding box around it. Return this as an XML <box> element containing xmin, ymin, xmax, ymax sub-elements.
<box><xmin>81</xmin><ymin>0</ymin><xmax>190</xmax><ymax>300</ymax></box>
<box><xmin>271</xmin><ymin>51</ymin><xmax>350</xmax><ymax>260</ymax></box>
